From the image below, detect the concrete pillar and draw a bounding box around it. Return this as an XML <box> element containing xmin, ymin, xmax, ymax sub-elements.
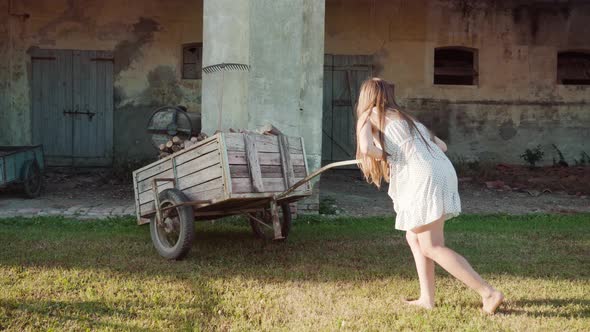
<box><xmin>201</xmin><ymin>0</ymin><xmax>325</xmax><ymax>213</ymax></box>
<box><xmin>201</xmin><ymin>0</ymin><xmax>250</xmax><ymax>133</ymax></box>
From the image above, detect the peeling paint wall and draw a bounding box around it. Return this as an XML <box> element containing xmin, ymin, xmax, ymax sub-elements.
<box><xmin>0</xmin><ymin>0</ymin><xmax>203</xmax><ymax>163</ymax></box>
<box><xmin>325</xmin><ymin>0</ymin><xmax>590</xmax><ymax>164</ymax></box>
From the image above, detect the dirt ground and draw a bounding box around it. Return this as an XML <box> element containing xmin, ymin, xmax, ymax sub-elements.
<box><xmin>0</xmin><ymin>168</ymin><xmax>133</xmax><ymax>212</ymax></box>
<box><xmin>319</xmin><ymin>170</ymin><xmax>590</xmax><ymax>217</ymax></box>
<box><xmin>1</xmin><ymin>167</ymin><xmax>588</xmax><ymax>217</ymax></box>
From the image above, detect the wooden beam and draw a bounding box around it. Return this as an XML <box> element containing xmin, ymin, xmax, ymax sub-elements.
<box><xmin>278</xmin><ymin>134</ymin><xmax>295</xmax><ymax>189</ymax></box>
<box><xmin>244</xmin><ymin>134</ymin><xmax>265</xmax><ymax>192</ymax></box>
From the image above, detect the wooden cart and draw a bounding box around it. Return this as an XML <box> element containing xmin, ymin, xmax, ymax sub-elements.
<box><xmin>0</xmin><ymin>145</ymin><xmax>45</xmax><ymax>198</ymax></box>
<box><xmin>132</xmin><ymin>132</ymin><xmax>356</xmax><ymax>260</ymax></box>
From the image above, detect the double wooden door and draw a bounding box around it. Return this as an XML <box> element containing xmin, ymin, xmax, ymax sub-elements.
<box><xmin>31</xmin><ymin>49</ymin><xmax>114</xmax><ymax>166</ymax></box>
<box><xmin>322</xmin><ymin>54</ymin><xmax>373</xmax><ymax>166</ymax></box>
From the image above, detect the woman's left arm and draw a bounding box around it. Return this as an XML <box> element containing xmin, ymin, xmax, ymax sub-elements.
<box><xmin>358</xmin><ymin>119</ymin><xmax>385</xmax><ymax>160</ymax></box>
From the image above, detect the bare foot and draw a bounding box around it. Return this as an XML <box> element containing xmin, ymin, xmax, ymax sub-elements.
<box><xmin>482</xmin><ymin>290</ymin><xmax>504</xmax><ymax>314</ymax></box>
<box><xmin>403</xmin><ymin>298</ymin><xmax>434</xmax><ymax>310</ymax></box>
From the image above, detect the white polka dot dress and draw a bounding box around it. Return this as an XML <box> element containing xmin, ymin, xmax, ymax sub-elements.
<box><xmin>383</xmin><ymin>119</ymin><xmax>461</xmax><ymax>231</ymax></box>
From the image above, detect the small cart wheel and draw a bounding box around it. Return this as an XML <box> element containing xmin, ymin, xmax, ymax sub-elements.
<box><xmin>248</xmin><ymin>203</ymin><xmax>292</xmax><ymax>241</ymax></box>
<box><xmin>150</xmin><ymin>189</ymin><xmax>195</xmax><ymax>260</ymax></box>
<box><xmin>22</xmin><ymin>160</ymin><xmax>43</xmax><ymax>198</ymax></box>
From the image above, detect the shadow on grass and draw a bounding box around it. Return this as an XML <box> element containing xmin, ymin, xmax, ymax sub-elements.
<box><xmin>505</xmin><ymin>299</ymin><xmax>590</xmax><ymax>318</ymax></box>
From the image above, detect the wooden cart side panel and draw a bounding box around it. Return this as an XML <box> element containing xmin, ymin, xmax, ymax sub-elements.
<box><xmin>133</xmin><ymin>135</ymin><xmax>223</xmax><ymax>219</ymax></box>
<box><xmin>223</xmin><ymin>133</ymin><xmax>303</xmax><ymax>153</ymax></box>
<box><xmin>230</xmin><ymin>164</ymin><xmax>306</xmax><ymax>178</ymax></box>
<box><xmin>231</xmin><ymin>177</ymin><xmax>305</xmax><ymax>193</ymax></box>
<box><xmin>135</xmin><ymin>144</ymin><xmax>220</xmax><ymax>194</ymax></box>
<box><xmin>218</xmin><ymin>134</ymin><xmax>232</xmax><ymax>199</ymax></box>
<box><xmin>226</xmin><ymin>151</ymin><xmax>305</xmax><ymax>166</ymax></box>
<box><xmin>134</xmin><ymin>140</ymin><xmax>219</xmax><ymax>184</ymax></box>
<box><xmin>132</xmin><ymin>170</ymin><xmax>143</xmax><ymax>224</ymax></box>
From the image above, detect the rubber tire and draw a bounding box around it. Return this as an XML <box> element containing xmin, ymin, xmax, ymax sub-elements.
<box><xmin>22</xmin><ymin>160</ymin><xmax>43</xmax><ymax>198</ymax></box>
<box><xmin>249</xmin><ymin>203</ymin><xmax>292</xmax><ymax>241</ymax></box>
<box><xmin>149</xmin><ymin>189</ymin><xmax>195</xmax><ymax>260</ymax></box>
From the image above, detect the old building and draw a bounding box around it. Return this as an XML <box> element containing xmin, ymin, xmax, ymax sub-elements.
<box><xmin>323</xmin><ymin>0</ymin><xmax>590</xmax><ymax>165</ymax></box>
<box><xmin>1</xmin><ymin>0</ymin><xmax>589</xmax><ymax>190</ymax></box>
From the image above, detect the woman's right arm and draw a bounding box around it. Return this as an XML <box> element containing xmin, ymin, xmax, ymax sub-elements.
<box><xmin>358</xmin><ymin>118</ymin><xmax>385</xmax><ymax>159</ymax></box>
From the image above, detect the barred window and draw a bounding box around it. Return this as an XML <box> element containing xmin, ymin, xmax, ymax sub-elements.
<box><xmin>182</xmin><ymin>43</ymin><xmax>202</xmax><ymax>79</ymax></box>
<box><xmin>557</xmin><ymin>51</ymin><xmax>590</xmax><ymax>85</ymax></box>
<box><xmin>434</xmin><ymin>47</ymin><xmax>478</xmax><ymax>85</ymax></box>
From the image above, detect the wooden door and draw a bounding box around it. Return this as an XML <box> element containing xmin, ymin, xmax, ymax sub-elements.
<box><xmin>322</xmin><ymin>54</ymin><xmax>372</xmax><ymax>165</ymax></box>
<box><xmin>72</xmin><ymin>50</ymin><xmax>114</xmax><ymax>166</ymax></box>
<box><xmin>31</xmin><ymin>49</ymin><xmax>73</xmax><ymax>161</ymax></box>
<box><xmin>31</xmin><ymin>49</ymin><xmax>113</xmax><ymax>166</ymax></box>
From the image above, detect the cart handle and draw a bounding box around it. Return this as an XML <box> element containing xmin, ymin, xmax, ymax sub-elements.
<box><xmin>277</xmin><ymin>159</ymin><xmax>360</xmax><ymax>199</ymax></box>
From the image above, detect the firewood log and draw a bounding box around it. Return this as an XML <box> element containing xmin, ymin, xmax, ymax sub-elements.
<box><xmin>159</xmin><ymin>152</ymin><xmax>170</xmax><ymax>159</ymax></box>
<box><xmin>159</xmin><ymin>143</ymin><xmax>167</xmax><ymax>151</ymax></box>
<box><xmin>171</xmin><ymin>145</ymin><xmax>181</xmax><ymax>152</ymax></box>
<box><xmin>190</xmin><ymin>136</ymin><xmax>199</xmax><ymax>143</ymax></box>
<box><xmin>165</xmin><ymin>140</ymin><xmax>174</xmax><ymax>149</ymax></box>
<box><xmin>172</xmin><ymin>136</ymin><xmax>181</xmax><ymax>144</ymax></box>
<box><xmin>256</xmin><ymin>124</ymin><xmax>283</xmax><ymax>136</ymax></box>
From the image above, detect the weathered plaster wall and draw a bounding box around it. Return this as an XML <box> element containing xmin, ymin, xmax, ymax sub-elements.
<box><xmin>0</xmin><ymin>0</ymin><xmax>203</xmax><ymax>162</ymax></box>
<box><xmin>325</xmin><ymin>0</ymin><xmax>590</xmax><ymax>164</ymax></box>
<box><xmin>202</xmin><ymin>0</ymin><xmax>325</xmax><ymax>212</ymax></box>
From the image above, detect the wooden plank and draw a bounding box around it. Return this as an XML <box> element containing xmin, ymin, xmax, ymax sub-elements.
<box><xmin>227</xmin><ymin>151</ymin><xmax>305</xmax><ymax>166</ymax></box>
<box><xmin>230</xmin><ymin>165</ymin><xmax>306</xmax><ymax>178</ymax></box>
<box><xmin>244</xmin><ymin>134</ymin><xmax>264</xmax><ymax>192</ymax></box>
<box><xmin>278</xmin><ymin>134</ymin><xmax>295</xmax><ymax>188</ymax></box>
<box><xmin>138</xmin><ymin>164</ymin><xmax>223</xmax><ymax>205</ymax></box>
<box><xmin>133</xmin><ymin>171</ymin><xmax>141</xmax><ymax>223</ymax></box>
<box><xmin>136</xmin><ymin>149</ymin><xmax>220</xmax><ymax>193</ymax></box>
<box><xmin>224</xmin><ymin>133</ymin><xmax>303</xmax><ymax>153</ymax></box>
<box><xmin>183</xmin><ymin>186</ymin><xmax>225</xmax><ymax>203</ymax></box>
<box><xmin>135</xmin><ymin>159</ymin><xmax>171</xmax><ymax>182</ymax></box>
<box><xmin>231</xmin><ymin>177</ymin><xmax>305</xmax><ymax>193</ymax></box>
<box><xmin>137</xmin><ymin>169</ymin><xmax>174</xmax><ymax>193</ymax></box>
<box><xmin>175</xmin><ymin>149</ymin><xmax>220</xmax><ymax>178</ymax></box>
<box><xmin>138</xmin><ymin>181</ymin><xmax>175</xmax><ymax>204</ymax></box>
<box><xmin>138</xmin><ymin>184</ymin><xmax>224</xmax><ymax>216</ymax></box>
<box><xmin>176</xmin><ymin>165</ymin><xmax>223</xmax><ymax>190</ymax></box>
<box><xmin>218</xmin><ymin>133</ymin><xmax>233</xmax><ymax>197</ymax></box>
<box><xmin>174</xmin><ymin>140</ymin><xmax>219</xmax><ymax>165</ymax></box>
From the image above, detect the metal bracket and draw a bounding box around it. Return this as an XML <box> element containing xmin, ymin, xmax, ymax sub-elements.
<box><xmin>152</xmin><ymin>178</ymin><xmax>176</xmax><ymax>226</ymax></box>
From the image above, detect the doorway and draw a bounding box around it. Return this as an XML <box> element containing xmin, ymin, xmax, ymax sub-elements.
<box><xmin>31</xmin><ymin>49</ymin><xmax>114</xmax><ymax>166</ymax></box>
<box><xmin>322</xmin><ymin>54</ymin><xmax>373</xmax><ymax>166</ymax></box>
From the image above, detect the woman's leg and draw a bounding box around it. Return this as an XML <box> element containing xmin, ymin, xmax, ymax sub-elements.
<box><xmin>413</xmin><ymin>216</ymin><xmax>504</xmax><ymax>314</ymax></box>
<box><xmin>404</xmin><ymin>231</ymin><xmax>435</xmax><ymax>309</ymax></box>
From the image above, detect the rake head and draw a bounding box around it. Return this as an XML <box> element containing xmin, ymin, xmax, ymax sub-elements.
<box><xmin>203</xmin><ymin>62</ymin><xmax>250</xmax><ymax>74</ymax></box>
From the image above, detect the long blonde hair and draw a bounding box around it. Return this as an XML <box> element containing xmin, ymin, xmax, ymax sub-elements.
<box><xmin>355</xmin><ymin>78</ymin><xmax>432</xmax><ymax>188</ymax></box>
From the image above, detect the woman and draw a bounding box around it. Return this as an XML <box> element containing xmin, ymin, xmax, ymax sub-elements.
<box><xmin>356</xmin><ymin>78</ymin><xmax>504</xmax><ymax>314</ymax></box>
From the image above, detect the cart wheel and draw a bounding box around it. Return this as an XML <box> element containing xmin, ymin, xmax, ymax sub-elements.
<box><xmin>248</xmin><ymin>203</ymin><xmax>291</xmax><ymax>241</ymax></box>
<box><xmin>22</xmin><ymin>160</ymin><xmax>43</xmax><ymax>198</ymax></box>
<box><xmin>150</xmin><ymin>189</ymin><xmax>195</xmax><ymax>260</ymax></box>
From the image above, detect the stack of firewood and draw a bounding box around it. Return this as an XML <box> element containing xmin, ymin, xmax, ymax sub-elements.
<box><xmin>158</xmin><ymin>132</ymin><xmax>209</xmax><ymax>159</ymax></box>
<box><xmin>157</xmin><ymin>124</ymin><xmax>283</xmax><ymax>159</ymax></box>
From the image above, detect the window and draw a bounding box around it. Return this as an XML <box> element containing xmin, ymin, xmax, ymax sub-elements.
<box><xmin>557</xmin><ymin>51</ymin><xmax>590</xmax><ymax>85</ymax></box>
<box><xmin>434</xmin><ymin>47</ymin><xmax>478</xmax><ymax>85</ymax></box>
<box><xmin>182</xmin><ymin>43</ymin><xmax>202</xmax><ymax>79</ymax></box>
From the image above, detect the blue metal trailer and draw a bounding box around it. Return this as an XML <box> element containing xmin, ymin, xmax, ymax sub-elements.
<box><xmin>0</xmin><ymin>145</ymin><xmax>45</xmax><ymax>198</ymax></box>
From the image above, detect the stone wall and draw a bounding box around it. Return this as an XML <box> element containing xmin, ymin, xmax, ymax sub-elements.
<box><xmin>0</xmin><ymin>0</ymin><xmax>203</xmax><ymax>163</ymax></box>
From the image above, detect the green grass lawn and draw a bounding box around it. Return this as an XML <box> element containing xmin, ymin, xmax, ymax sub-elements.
<box><xmin>0</xmin><ymin>214</ymin><xmax>589</xmax><ymax>331</ymax></box>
